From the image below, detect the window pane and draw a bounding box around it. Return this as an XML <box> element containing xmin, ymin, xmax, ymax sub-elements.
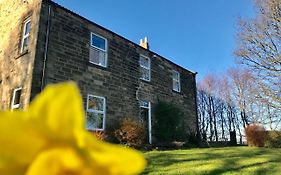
<box><xmin>86</xmin><ymin>112</ymin><xmax>95</xmax><ymax>129</ymax></box>
<box><xmin>173</xmin><ymin>81</ymin><xmax>180</xmax><ymax>91</ymax></box>
<box><xmin>141</xmin><ymin>67</ymin><xmax>150</xmax><ymax>80</ymax></box>
<box><xmin>140</xmin><ymin>100</ymin><xmax>149</xmax><ymax>108</ymax></box>
<box><xmin>87</xmin><ymin>112</ymin><xmax>104</xmax><ymax>130</ymax></box>
<box><xmin>91</xmin><ymin>34</ymin><xmax>106</xmax><ymax>50</ymax></box>
<box><xmin>90</xmin><ymin>48</ymin><xmax>99</xmax><ymax>63</ymax></box>
<box><xmin>90</xmin><ymin>47</ymin><xmax>106</xmax><ymax>67</ymax></box>
<box><xmin>140</xmin><ymin>108</ymin><xmax>148</xmax><ymax>123</ymax></box>
<box><xmin>140</xmin><ymin>56</ymin><xmax>149</xmax><ymax>68</ymax></box>
<box><xmin>22</xmin><ymin>37</ymin><xmax>29</xmax><ymax>50</ymax></box>
<box><xmin>98</xmin><ymin>51</ymin><xmax>106</xmax><ymax>66</ymax></box>
<box><xmin>13</xmin><ymin>89</ymin><xmax>22</xmax><ymax>105</ymax></box>
<box><xmin>173</xmin><ymin>71</ymin><xmax>179</xmax><ymax>80</ymax></box>
<box><xmin>94</xmin><ymin>113</ymin><xmax>104</xmax><ymax>129</ymax></box>
<box><xmin>25</xmin><ymin>21</ymin><xmax>31</xmax><ymax>35</ymax></box>
<box><xmin>88</xmin><ymin>96</ymin><xmax>104</xmax><ymax>111</ymax></box>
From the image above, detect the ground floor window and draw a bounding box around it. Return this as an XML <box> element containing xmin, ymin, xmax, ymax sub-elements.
<box><xmin>86</xmin><ymin>94</ymin><xmax>106</xmax><ymax>130</ymax></box>
<box><xmin>11</xmin><ymin>87</ymin><xmax>22</xmax><ymax>110</ymax></box>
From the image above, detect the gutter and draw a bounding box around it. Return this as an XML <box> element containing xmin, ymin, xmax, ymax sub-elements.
<box><xmin>40</xmin><ymin>4</ymin><xmax>51</xmax><ymax>91</ymax></box>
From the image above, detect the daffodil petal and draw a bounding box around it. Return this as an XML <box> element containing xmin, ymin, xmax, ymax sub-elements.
<box><xmin>89</xmin><ymin>142</ymin><xmax>146</xmax><ymax>175</ymax></box>
<box><xmin>27</xmin><ymin>147</ymin><xmax>85</xmax><ymax>175</ymax></box>
<box><xmin>29</xmin><ymin>82</ymin><xmax>85</xmax><ymax>140</ymax></box>
<box><xmin>0</xmin><ymin>111</ymin><xmax>46</xmax><ymax>174</ymax></box>
<box><xmin>78</xmin><ymin>132</ymin><xmax>146</xmax><ymax>175</ymax></box>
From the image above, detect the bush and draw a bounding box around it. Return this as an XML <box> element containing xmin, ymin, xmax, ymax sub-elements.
<box><xmin>91</xmin><ymin>131</ymin><xmax>107</xmax><ymax>141</ymax></box>
<box><xmin>153</xmin><ymin>101</ymin><xmax>185</xmax><ymax>142</ymax></box>
<box><xmin>114</xmin><ymin>117</ymin><xmax>147</xmax><ymax>148</ymax></box>
<box><xmin>265</xmin><ymin>131</ymin><xmax>281</xmax><ymax>148</ymax></box>
<box><xmin>245</xmin><ymin>124</ymin><xmax>267</xmax><ymax>147</ymax></box>
<box><xmin>187</xmin><ymin>133</ymin><xmax>200</xmax><ymax>147</ymax></box>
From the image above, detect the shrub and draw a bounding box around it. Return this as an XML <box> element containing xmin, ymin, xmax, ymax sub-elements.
<box><xmin>187</xmin><ymin>133</ymin><xmax>200</xmax><ymax>146</ymax></box>
<box><xmin>245</xmin><ymin>124</ymin><xmax>267</xmax><ymax>147</ymax></box>
<box><xmin>265</xmin><ymin>131</ymin><xmax>281</xmax><ymax>148</ymax></box>
<box><xmin>91</xmin><ymin>131</ymin><xmax>107</xmax><ymax>141</ymax></box>
<box><xmin>114</xmin><ymin>117</ymin><xmax>147</xmax><ymax>148</ymax></box>
<box><xmin>153</xmin><ymin>101</ymin><xmax>185</xmax><ymax>142</ymax></box>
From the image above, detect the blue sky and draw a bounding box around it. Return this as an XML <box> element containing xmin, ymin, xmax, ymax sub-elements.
<box><xmin>54</xmin><ymin>0</ymin><xmax>255</xmax><ymax>80</ymax></box>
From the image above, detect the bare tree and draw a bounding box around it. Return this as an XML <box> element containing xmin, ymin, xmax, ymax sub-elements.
<box><xmin>235</xmin><ymin>0</ymin><xmax>281</xmax><ymax>109</ymax></box>
<box><xmin>227</xmin><ymin>66</ymin><xmax>281</xmax><ymax>129</ymax></box>
<box><xmin>200</xmin><ymin>75</ymin><xmax>219</xmax><ymax>141</ymax></box>
<box><xmin>198</xmin><ymin>75</ymin><xmax>240</xmax><ymax>142</ymax></box>
<box><xmin>197</xmin><ymin>67</ymin><xmax>281</xmax><ymax>144</ymax></box>
<box><xmin>197</xmin><ymin>89</ymin><xmax>209</xmax><ymax>141</ymax></box>
<box><xmin>217</xmin><ymin>76</ymin><xmax>236</xmax><ymax>140</ymax></box>
<box><xmin>228</xmin><ymin>68</ymin><xmax>255</xmax><ymax>128</ymax></box>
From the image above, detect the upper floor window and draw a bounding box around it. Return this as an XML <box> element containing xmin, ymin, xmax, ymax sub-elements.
<box><xmin>20</xmin><ymin>18</ymin><xmax>31</xmax><ymax>53</ymax></box>
<box><xmin>11</xmin><ymin>87</ymin><xmax>22</xmax><ymax>110</ymax></box>
<box><xmin>86</xmin><ymin>94</ymin><xmax>106</xmax><ymax>131</ymax></box>
<box><xmin>172</xmin><ymin>70</ymin><xmax>181</xmax><ymax>92</ymax></box>
<box><xmin>140</xmin><ymin>55</ymin><xmax>151</xmax><ymax>81</ymax></box>
<box><xmin>90</xmin><ymin>33</ymin><xmax>107</xmax><ymax>67</ymax></box>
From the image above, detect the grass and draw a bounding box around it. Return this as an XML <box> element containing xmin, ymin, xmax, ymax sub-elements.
<box><xmin>142</xmin><ymin>147</ymin><xmax>281</xmax><ymax>175</ymax></box>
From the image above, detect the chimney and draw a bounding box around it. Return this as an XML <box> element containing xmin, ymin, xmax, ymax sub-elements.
<box><xmin>139</xmin><ymin>37</ymin><xmax>149</xmax><ymax>50</ymax></box>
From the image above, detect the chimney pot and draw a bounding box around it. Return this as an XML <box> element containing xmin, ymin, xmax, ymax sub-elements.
<box><xmin>139</xmin><ymin>37</ymin><xmax>149</xmax><ymax>50</ymax></box>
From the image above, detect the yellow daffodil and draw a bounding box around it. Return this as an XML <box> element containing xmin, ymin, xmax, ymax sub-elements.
<box><xmin>0</xmin><ymin>82</ymin><xmax>146</xmax><ymax>175</ymax></box>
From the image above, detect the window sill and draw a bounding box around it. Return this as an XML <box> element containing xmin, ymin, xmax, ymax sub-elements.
<box><xmin>15</xmin><ymin>50</ymin><xmax>29</xmax><ymax>59</ymax></box>
<box><xmin>140</xmin><ymin>78</ymin><xmax>151</xmax><ymax>83</ymax></box>
<box><xmin>87</xmin><ymin>62</ymin><xmax>108</xmax><ymax>70</ymax></box>
<box><xmin>87</xmin><ymin>128</ymin><xmax>104</xmax><ymax>132</ymax></box>
<box><xmin>172</xmin><ymin>89</ymin><xmax>182</xmax><ymax>94</ymax></box>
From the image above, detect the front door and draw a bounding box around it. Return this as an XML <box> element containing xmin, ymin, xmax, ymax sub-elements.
<box><xmin>140</xmin><ymin>100</ymin><xmax>152</xmax><ymax>144</ymax></box>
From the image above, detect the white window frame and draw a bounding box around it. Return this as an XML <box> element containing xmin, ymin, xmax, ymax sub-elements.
<box><xmin>11</xmin><ymin>87</ymin><xmax>22</xmax><ymax>110</ymax></box>
<box><xmin>140</xmin><ymin>55</ymin><xmax>151</xmax><ymax>82</ymax></box>
<box><xmin>20</xmin><ymin>18</ymin><xmax>31</xmax><ymax>53</ymax></box>
<box><xmin>90</xmin><ymin>32</ymin><xmax>108</xmax><ymax>68</ymax></box>
<box><xmin>140</xmin><ymin>100</ymin><xmax>152</xmax><ymax>144</ymax></box>
<box><xmin>86</xmin><ymin>94</ymin><xmax>106</xmax><ymax>131</ymax></box>
<box><xmin>172</xmin><ymin>70</ymin><xmax>181</xmax><ymax>92</ymax></box>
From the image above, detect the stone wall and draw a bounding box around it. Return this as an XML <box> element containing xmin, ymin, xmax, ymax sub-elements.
<box><xmin>0</xmin><ymin>0</ymin><xmax>42</xmax><ymax>110</ymax></box>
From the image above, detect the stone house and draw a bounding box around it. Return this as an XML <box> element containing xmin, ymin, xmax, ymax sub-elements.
<box><xmin>0</xmin><ymin>0</ymin><xmax>198</xmax><ymax>144</ymax></box>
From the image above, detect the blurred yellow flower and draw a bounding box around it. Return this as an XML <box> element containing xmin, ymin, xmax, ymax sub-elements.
<box><xmin>0</xmin><ymin>82</ymin><xmax>146</xmax><ymax>175</ymax></box>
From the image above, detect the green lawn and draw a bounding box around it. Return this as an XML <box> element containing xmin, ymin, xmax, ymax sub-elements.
<box><xmin>142</xmin><ymin>147</ymin><xmax>281</xmax><ymax>175</ymax></box>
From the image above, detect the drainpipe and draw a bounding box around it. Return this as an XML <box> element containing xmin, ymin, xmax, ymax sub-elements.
<box><xmin>40</xmin><ymin>4</ymin><xmax>51</xmax><ymax>91</ymax></box>
<box><xmin>193</xmin><ymin>72</ymin><xmax>201</xmax><ymax>141</ymax></box>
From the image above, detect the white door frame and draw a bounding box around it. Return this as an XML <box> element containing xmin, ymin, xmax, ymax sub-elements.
<box><xmin>148</xmin><ymin>102</ymin><xmax>152</xmax><ymax>144</ymax></box>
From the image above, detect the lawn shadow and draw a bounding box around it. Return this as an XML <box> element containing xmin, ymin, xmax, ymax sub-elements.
<box><xmin>142</xmin><ymin>152</ymin><xmax>202</xmax><ymax>174</ymax></box>
<box><xmin>204</xmin><ymin>159</ymin><xmax>280</xmax><ymax>175</ymax></box>
<box><xmin>199</xmin><ymin>147</ymin><xmax>281</xmax><ymax>175</ymax></box>
<box><xmin>143</xmin><ymin>147</ymin><xmax>281</xmax><ymax>175</ymax></box>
